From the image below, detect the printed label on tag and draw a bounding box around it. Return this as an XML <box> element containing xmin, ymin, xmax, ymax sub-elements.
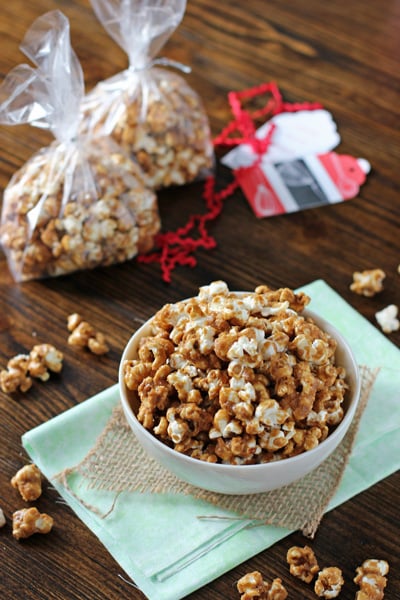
<box><xmin>234</xmin><ymin>153</ymin><xmax>371</xmax><ymax>218</ymax></box>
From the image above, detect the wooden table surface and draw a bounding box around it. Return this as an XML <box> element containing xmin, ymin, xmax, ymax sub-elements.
<box><xmin>0</xmin><ymin>0</ymin><xmax>399</xmax><ymax>598</ymax></box>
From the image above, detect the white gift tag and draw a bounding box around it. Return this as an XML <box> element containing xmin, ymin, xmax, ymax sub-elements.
<box><xmin>222</xmin><ymin>109</ymin><xmax>341</xmax><ymax>169</ymax></box>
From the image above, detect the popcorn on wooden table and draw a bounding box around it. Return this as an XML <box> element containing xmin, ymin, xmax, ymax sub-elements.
<box><xmin>375</xmin><ymin>304</ymin><xmax>399</xmax><ymax>334</ymax></box>
<box><xmin>237</xmin><ymin>571</ymin><xmax>288</xmax><ymax>600</ymax></box>
<box><xmin>67</xmin><ymin>313</ymin><xmax>109</xmax><ymax>355</ymax></box>
<box><xmin>11</xmin><ymin>464</ymin><xmax>42</xmax><ymax>502</ymax></box>
<box><xmin>28</xmin><ymin>344</ymin><xmax>63</xmax><ymax>382</ymax></box>
<box><xmin>286</xmin><ymin>545</ymin><xmax>319</xmax><ymax>583</ymax></box>
<box><xmin>350</xmin><ymin>269</ymin><xmax>386</xmax><ymax>297</ymax></box>
<box><xmin>354</xmin><ymin>559</ymin><xmax>389</xmax><ymax>600</ymax></box>
<box><xmin>0</xmin><ymin>355</ymin><xmax>32</xmax><ymax>394</ymax></box>
<box><xmin>0</xmin><ymin>344</ymin><xmax>63</xmax><ymax>394</ymax></box>
<box><xmin>12</xmin><ymin>507</ymin><xmax>53</xmax><ymax>540</ymax></box>
<box><xmin>314</xmin><ymin>566</ymin><xmax>344</xmax><ymax>598</ymax></box>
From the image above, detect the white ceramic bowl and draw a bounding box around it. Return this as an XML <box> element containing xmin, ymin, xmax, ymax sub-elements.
<box><xmin>119</xmin><ymin>308</ymin><xmax>360</xmax><ymax>495</ymax></box>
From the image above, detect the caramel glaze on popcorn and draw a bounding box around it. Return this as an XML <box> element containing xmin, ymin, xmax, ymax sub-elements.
<box><xmin>354</xmin><ymin>559</ymin><xmax>389</xmax><ymax>600</ymax></box>
<box><xmin>350</xmin><ymin>269</ymin><xmax>386</xmax><ymax>297</ymax></box>
<box><xmin>11</xmin><ymin>464</ymin><xmax>42</xmax><ymax>502</ymax></box>
<box><xmin>12</xmin><ymin>507</ymin><xmax>53</xmax><ymax>541</ymax></box>
<box><xmin>67</xmin><ymin>313</ymin><xmax>109</xmax><ymax>355</ymax></box>
<box><xmin>314</xmin><ymin>567</ymin><xmax>344</xmax><ymax>598</ymax></box>
<box><xmin>0</xmin><ymin>344</ymin><xmax>63</xmax><ymax>394</ymax></box>
<box><xmin>237</xmin><ymin>570</ymin><xmax>288</xmax><ymax>600</ymax></box>
<box><xmin>286</xmin><ymin>545</ymin><xmax>320</xmax><ymax>584</ymax></box>
<box><xmin>123</xmin><ymin>281</ymin><xmax>349</xmax><ymax>465</ymax></box>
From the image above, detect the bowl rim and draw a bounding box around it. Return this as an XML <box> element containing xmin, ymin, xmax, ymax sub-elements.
<box><xmin>119</xmin><ymin>306</ymin><xmax>361</xmax><ymax>472</ymax></box>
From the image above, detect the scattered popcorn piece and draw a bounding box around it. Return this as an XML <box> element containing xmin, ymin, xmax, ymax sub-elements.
<box><xmin>0</xmin><ymin>343</ymin><xmax>63</xmax><ymax>394</ymax></box>
<box><xmin>237</xmin><ymin>571</ymin><xmax>265</xmax><ymax>599</ymax></box>
<box><xmin>28</xmin><ymin>343</ymin><xmax>64</xmax><ymax>380</ymax></box>
<box><xmin>354</xmin><ymin>559</ymin><xmax>389</xmax><ymax>600</ymax></box>
<box><xmin>12</xmin><ymin>507</ymin><xmax>53</xmax><ymax>540</ymax></box>
<box><xmin>314</xmin><ymin>567</ymin><xmax>344</xmax><ymax>598</ymax></box>
<box><xmin>67</xmin><ymin>313</ymin><xmax>109</xmax><ymax>355</ymax></box>
<box><xmin>0</xmin><ymin>354</ymin><xmax>32</xmax><ymax>393</ymax></box>
<box><xmin>237</xmin><ymin>571</ymin><xmax>288</xmax><ymax>600</ymax></box>
<box><xmin>286</xmin><ymin>545</ymin><xmax>319</xmax><ymax>583</ymax></box>
<box><xmin>67</xmin><ymin>313</ymin><xmax>81</xmax><ymax>332</ymax></box>
<box><xmin>124</xmin><ymin>281</ymin><xmax>348</xmax><ymax>464</ymax></box>
<box><xmin>350</xmin><ymin>269</ymin><xmax>386</xmax><ymax>297</ymax></box>
<box><xmin>11</xmin><ymin>464</ymin><xmax>42</xmax><ymax>502</ymax></box>
<box><xmin>375</xmin><ymin>304</ymin><xmax>399</xmax><ymax>334</ymax></box>
<box><xmin>267</xmin><ymin>578</ymin><xmax>288</xmax><ymax>600</ymax></box>
<box><xmin>0</xmin><ymin>507</ymin><xmax>6</xmax><ymax>528</ymax></box>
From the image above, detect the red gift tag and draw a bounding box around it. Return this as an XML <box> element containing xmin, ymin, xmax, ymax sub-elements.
<box><xmin>235</xmin><ymin>152</ymin><xmax>371</xmax><ymax>218</ymax></box>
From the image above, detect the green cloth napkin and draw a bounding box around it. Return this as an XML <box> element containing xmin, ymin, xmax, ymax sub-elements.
<box><xmin>22</xmin><ymin>280</ymin><xmax>400</xmax><ymax>600</ymax></box>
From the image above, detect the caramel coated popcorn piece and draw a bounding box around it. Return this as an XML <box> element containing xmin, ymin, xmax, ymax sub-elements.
<box><xmin>350</xmin><ymin>269</ymin><xmax>386</xmax><ymax>297</ymax></box>
<box><xmin>375</xmin><ymin>304</ymin><xmax>399</xmax><ymax>334</ymax></box>
<box><xmin>124</xmin><ymin>281</ymin><xmax>348</xmax><ymax>464</ymax></box>
<box><xmin>286</xmin><ymin>545</ymin><xmax>319</xmax><ymax>583</ymax></box>
<box><xmin>354</xmin><ymin>559</ymin><xmax>389</xmax><ymax>600</ymax></box>
<box><xmin>0</xmin><ymin>344</ymin><xmax>63</xmax><ymax>394</ymax></box>
<box><xmin>314</xmin><ymin>567</ymin><xmax>344</xmax><ymax>598</ymax></box>
<box><xmin>0</xmin><ymin>354</ymin><xmax>32</xmax><ymax>393</ymax></box>
<box><xmin>28</xmin><ymin>344</ymin><xmax>63</xmax><ymax>381</ymax></box>
<box><xmin>11</xmin><ymin>464</ymin><xmax>42</xmax><ymax>502</ymax></box>
<box><xmin>67</xmin><ymin>313</ymin><xmax>109</xmax><ymax>355</ymax></box>
<box><xmin>266</xmin><ymin>578</ymin><xmax>289</xmax><ymax>600</ymax></box>
<box><xmin>237</xmin><ymin>571</ymin><xmax>288</xmax><ymax>600</ymax></box>
<box><xmin>12</xmin><ymin>507</ymin><xmax>53</xmax><ymax>540</ymax></box>
<box><xmin>0</xmin><ymin>508</ymin><xmax>6</xmax><ymax>528</ymax></box>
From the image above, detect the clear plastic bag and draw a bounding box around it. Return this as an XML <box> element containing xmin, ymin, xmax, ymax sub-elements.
<box><xmin>0</xmin><ymin>10</ymin><xmax>160</xmax><ymax>282</ymax></box>
<box><xmin>83</xmin><ymin>0</ymin><xmax>214</xmax><ymax>190</ymax></box>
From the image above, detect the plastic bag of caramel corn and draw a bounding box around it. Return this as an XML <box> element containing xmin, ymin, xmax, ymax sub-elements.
<box><xmin>0</xmin><ymin>10</ymin><xmax>160</xmax><ymax>282</ymax></box>
<box><xmin>82</xmin><ymin>0</ymin><xmax>214</xmax><ymax>190</ymax></box>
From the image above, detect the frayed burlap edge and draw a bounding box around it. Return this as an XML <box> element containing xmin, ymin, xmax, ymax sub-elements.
<box><xmin>55</xmin><ymin>365</ymin><xmax>377</xmax><ymax>538</ymax></box>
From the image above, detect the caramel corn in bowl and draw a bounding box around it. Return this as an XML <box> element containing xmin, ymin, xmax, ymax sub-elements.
<box><xmin>119</xmin><ymin>282</ymin><xmax>360</xmax><ymax>495</ymax></box>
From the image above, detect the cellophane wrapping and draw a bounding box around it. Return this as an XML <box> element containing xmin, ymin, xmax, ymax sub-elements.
<box><xmin>0</xmin><ymin>10</ymin><xmax>160</xmax><ymax>281</ymax></box>
<box><xmin>83</xmin><ymin>0</ymin><xmax>214</xmax><ymax>190</ymax></box>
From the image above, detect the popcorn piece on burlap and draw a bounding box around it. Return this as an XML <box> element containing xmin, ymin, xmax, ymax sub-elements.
<box><xmin>57</xmin><ymin>366</ymin><xmax>376</xmax><ymax>538</ymax></box>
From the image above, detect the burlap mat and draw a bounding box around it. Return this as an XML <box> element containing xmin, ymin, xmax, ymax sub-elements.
<box><xmin>58</xmin><ymin>365</ymin><xmax>376</xmax><ymax>538</ymax></box>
